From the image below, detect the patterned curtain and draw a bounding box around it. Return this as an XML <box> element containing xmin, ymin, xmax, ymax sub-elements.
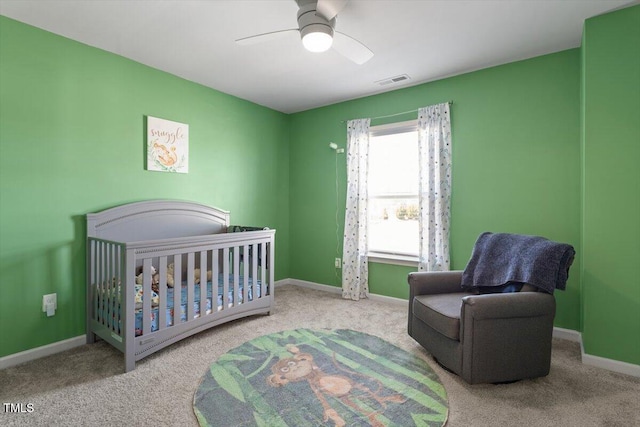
<box><xmin>417</xmin><ymin>103</ymin><xmax>452</xmax><ymax>271</ymax></box>
<box><xmin>342</xmin><ymin>118</ymin><xmax>371</xmax><ymax>300</ymax></box>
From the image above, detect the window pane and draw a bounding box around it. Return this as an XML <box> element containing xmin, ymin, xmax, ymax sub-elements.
<box><xmin>368</xmin><ymin>126</ymin><xmax>419</xmax><ymax>257</ymax></box>
<box><xmin>369</xmin><ymin>197</ymin><xmax>419</xmax><ymax>256</ymax></box>
<box><xmin>368</xmin><ymin>131</ymin><xmax>418</xmax><ymax>196</ymax></box>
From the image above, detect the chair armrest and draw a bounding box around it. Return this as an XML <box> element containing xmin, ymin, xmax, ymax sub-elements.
<box><xmin>462</xmin><ymin>292</ymin><xmax>555</xmax><ymax>320</ymax></box>
<box><xmin>407</xmin><ymin>270</ymin><xmax>464</xmax><ymax>337</ymax></box>
<box><xmin>408</xmin><ymin>271</ymin><xmax>464</xmax><ymax>297</ymax></box>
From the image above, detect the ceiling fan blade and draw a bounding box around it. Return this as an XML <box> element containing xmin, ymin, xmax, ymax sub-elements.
<box><xmin>236</xmin><ymin>29</ymin><xmax>298</xmax><ymax>46</ymax></box>
<box><xmin>333</xmin><ymin>31</ymin><xmax>373</xmax><ymax>65</ymax></box>
<box><xmin>316</xmin><ymin>0</ymin><xmax>348</xmax><ymax>21</ymax></box>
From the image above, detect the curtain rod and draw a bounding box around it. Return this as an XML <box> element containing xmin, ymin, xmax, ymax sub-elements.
<box><xmin>341</xmin><ymin>101</ymin><xmax>453</xmax><ymax>123</ymax></box>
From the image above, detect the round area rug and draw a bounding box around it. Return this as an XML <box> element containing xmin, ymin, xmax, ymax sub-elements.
<box><xmin>194</xmin><ymin>329</ymin><xmax>448</xmax><ymax>427</ymax></box>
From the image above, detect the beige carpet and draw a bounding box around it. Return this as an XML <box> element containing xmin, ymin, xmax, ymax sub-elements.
<box><xmin>1</xmin><ymin>284</ymin><xmax>639</xmax><ymax>426</ymax></box>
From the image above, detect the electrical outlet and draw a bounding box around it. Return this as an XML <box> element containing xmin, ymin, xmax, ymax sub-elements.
<box><xmin>42</xmin><ymin>293</ymin><xmax>57</xmax><ymax>315</ymax></box>
<box><xmin>334</xmin><ymin>258</ymin><xmax>342</xmax><ymax>269</ymax></box>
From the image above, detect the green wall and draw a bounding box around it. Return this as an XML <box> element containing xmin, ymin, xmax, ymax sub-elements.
<box><xmin>0</xmin><ymin>16</ymin><xmax>290</xmax><ymax>357</ymax></box>
<box><xmin>289</xmin><ymin>50</ymin><xmax>582</xmax><ymax>328</ymax></box>
<box><xmin>581</xmin><ymin>5</ymin><xmax>640</xmax><ymax>365</ymax></box>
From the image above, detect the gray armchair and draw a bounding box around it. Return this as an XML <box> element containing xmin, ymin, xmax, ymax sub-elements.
<box><xmin>408</xmin><ymin>271</ymin><xmax>556</xmax><ymax>384</ymax></box>
<box><xmin>407</xmin><ymin>232</ymin><xmax>575</xmax><ymax>384</ymax></box>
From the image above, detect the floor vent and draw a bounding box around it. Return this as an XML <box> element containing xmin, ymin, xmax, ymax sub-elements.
<box><xmin>375</xmin><ymin>74</ymin><xmax>411</xmax><ymax>86</ymax></box>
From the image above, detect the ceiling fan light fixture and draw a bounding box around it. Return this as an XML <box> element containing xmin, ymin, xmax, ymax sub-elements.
<box><xmin>301</xmin><ymin>24</ymin><xmax>333</xmax><ymax>52</ymax></box>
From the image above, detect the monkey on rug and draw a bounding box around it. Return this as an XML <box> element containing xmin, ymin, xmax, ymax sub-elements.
<box><xmin>267</xmin><ymin>344</ymin><xmax>406</xmax><ymax>427</ymax></box>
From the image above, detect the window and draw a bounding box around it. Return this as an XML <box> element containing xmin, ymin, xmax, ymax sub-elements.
<box><xmin>367</xmin><ymin>120</ymin><xmax>419</xmax><ymax>262</ymax></box>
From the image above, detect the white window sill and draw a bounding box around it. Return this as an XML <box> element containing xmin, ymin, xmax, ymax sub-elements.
<box><xmin>367</xmin><ymin>252</ymin><xmax>419</xmax><ymax>267</ymax></box>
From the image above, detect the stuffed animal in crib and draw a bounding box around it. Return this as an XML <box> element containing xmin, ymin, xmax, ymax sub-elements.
<box><xmin>135</xmin><ymin>266</ymin><xmax>158</xmax><ymax>285</ymax></box>
<box><xmin>135</xmin><ymin>264</ymin><xmax>177</xmax><ymax>291</ymax></box>
<box><xmin>165</xmin><ymin>263</ymin><xmax>175</xmax><ymax>287</ymax></box>
<box><xmin>149</xmin><ymin>263</ymin><xmax>176</xmax><ymax>289</ymax></box>
<box><xmin>193</xmin><ymin>268</ymin><xmax>213</xmax><ymax>285</ymax></box>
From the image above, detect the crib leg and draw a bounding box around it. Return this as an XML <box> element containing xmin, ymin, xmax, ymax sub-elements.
<box><xmin>86</xmin><ymin>332</ymin><xmax>96</xmax><ymax>344</ymax></box>
<box><xmin>125</xmin><ymin>355</ymin><xmax>135</xmax><ymax>373</ymax></box>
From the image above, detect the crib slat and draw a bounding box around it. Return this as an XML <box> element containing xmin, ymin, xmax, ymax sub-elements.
<box><xmin>99</xmin><ymin>241</ymin><xmax>105</xmax><ymax>326</ymax></box>
<box><xmin>94</xmin><ymin>241</ymin><xmax>100</xmax><ymax>324</ymax></box>
<box><xmin>106</xmin><ymin>242</ymin><xmax>112</xmax><ymax>327</ymax></box>
<box><xmin>261</xmin><ymin>242</ymin><xmax>267</xmax><ymax>296</ymax></box>
<box><xmin>106</xmin><ymin>243</ymin><xmax>118</xmax><ymax>331</ymax></box>
<box><xmin>199</xmin><ymin>251</ymin><xmax>207</xmax><ymax>316</ymax></box>
<box><xmin>107</xmin><ymin>243</ymin><xmax>115</xmax><ymax>332</ymax></box>
<box><xmin>212</xmin><ymin>249</ymin><xmax>219</xmax><ymax>311</ymax></box>
<box><xmin>113</xmin><ymin>245</ymin><xmax>120</xmax><ymax>329</ymax></box>
<box><xmin>102</xmin><ymin>242</ymin><xmax>108</xmax><ymax>327</ymax></box>
<box><xmin>115</xmin><ymin>244</ymin><xmax>123</xmax><ymax>335</ymax></box>
<box><xmin>95</xmin><ymin>241</ymin><xmax>99</xmax><ymax>325</ymax></box>
<box><xmin>173</xmin><ymin>256</ymin><xmax>182</xmax><ymax>325</ymax></box>
<box><xmin>105</xmin><ymin>243</ymin><xmax>117</xmax><ymax>330</ymax></box>
<box><xmin>243</xmin><ymin>244</ymin><xmax>249</xmax><ymax>304</ymax></box>
<box><xmin>142</xmin><ymin>258</ymin><xmax>152</xmax><ymax>336</ymax></box>
<box><xmin>223</xmin><ymin>247</ymin><xmax>229</xmax><ymax>309</ymax></box>
<box><xmin>100</xmin><ymin>241</ymin><xmax>105</xmax><ymax>324</ymax></box>
<box><xmin>268</xmin><ymin>239</ymin><xmax>274</xmax><ymax>298</ymax></box>
<box><xmin>252</xmin><ymin>242</ymin><xmax>258</xmax><ymax>299</ymax></box>
<box><xmin>211</xmin><ymin>249</ymin><xmax>220</xmax><ymax>312</ymax></box>
<box><xmin>105</xmin><ymin>242</ymin><xmax>112</xmax><ymax>327</ymax></box>
<box><xmin>158</xmin><ymin>256</ymin><xmax>167</xmax><ymax>331</ymax></box>
<box><xmin>233</xmin><ymin>246</ymin><xmax>240</xmax><ymax>306</ymax></box>
<box><xmin>87</xmin><ymin>240</ymin><xmax>94</xmax><ymax>340</ymax></box>
<box><xmin>187</xmin><ymin>252</ymin><xmax>195</xmax><ymax>320</ymax></box>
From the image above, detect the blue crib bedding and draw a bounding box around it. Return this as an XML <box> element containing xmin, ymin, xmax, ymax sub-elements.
<box><xmin>135</xmin><ymin>277</ymin><xmax>263</xmax><ymax>336</ymax></box>
<box><xmin>98</xmin><ymin>275</ymin><xmax>264</xmax><ymax>337</ymax></box>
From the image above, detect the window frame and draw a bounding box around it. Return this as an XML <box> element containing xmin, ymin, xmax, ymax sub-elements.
<box><xmin>367</xmin><ymin>119</ymin><xmax>420</xmax><ymax>266</ymax></box>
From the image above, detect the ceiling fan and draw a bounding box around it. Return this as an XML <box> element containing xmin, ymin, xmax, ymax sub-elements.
<box><xmin>235</xmin><ymin>0</ymin><xmax>374</xmax><ymax>65</ymax></box>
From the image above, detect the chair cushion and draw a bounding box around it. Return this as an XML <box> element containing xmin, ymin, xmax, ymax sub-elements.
<box><xmin>413</xmin><ymin>293</ymin><xmax>475</xmax><ymax>341</ymax></box>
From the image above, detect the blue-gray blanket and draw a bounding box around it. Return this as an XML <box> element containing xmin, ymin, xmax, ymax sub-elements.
<box><xmin>461</xmin><ymin>232</ymin><xmax>575</xmax><ymax>294</ymax></box>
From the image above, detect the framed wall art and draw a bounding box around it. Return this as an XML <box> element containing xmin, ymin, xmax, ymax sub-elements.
<box><xmin>146</xmin><ymin>116</ymin><xmax>189</xmax><ymax>173</ymax></box>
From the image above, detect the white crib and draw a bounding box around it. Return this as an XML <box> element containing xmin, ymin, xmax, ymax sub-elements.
<box><xmin>86</xmin><ymin>200</ymin><xmax>274</xmax><ymax>372</ymax></box>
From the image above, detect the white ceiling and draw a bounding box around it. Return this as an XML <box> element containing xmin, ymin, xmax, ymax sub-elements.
<box><xmin>1</xmin><ymin>0</ymin><xmax>637</xmax><ymax>113</ymax></box>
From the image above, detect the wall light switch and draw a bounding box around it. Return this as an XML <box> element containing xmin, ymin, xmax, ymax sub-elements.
<box><xmin>335</xmin><ymin>258</ymin><xmax>342</xmax><ymax>269</ymax></box>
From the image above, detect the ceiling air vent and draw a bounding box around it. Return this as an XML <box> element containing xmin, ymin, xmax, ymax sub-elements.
<box><xmin>375</xmin><ymin>74</ymin><xmax>411</xmax><ymax>86</ymax></box>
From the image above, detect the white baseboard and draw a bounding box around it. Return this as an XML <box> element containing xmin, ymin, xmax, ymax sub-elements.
<box><xmin>277</xmin><ymin>278</ymin><xmax>341</xmax><ymax>294</ymax></box>
<box><xmin>3</xmin><ymin>281</ymin><xmax>638</xmax><ymax>378</ymax></box>
<box><xmin>552</xmin><ymin>326</ymin><xmax>582</xmax><ymax>342</ymax></box>
<box><xmin>552</xmin><ymin>327</ymin><xmax>640</xmax><ymax>377</ymax></box>
<box><xmin>581</xmin><ymin>352</ymin><xmax>640</xmax><ymax>377</ymax></box>
<box><xmin>0</xmin><ymin>335</ymin><xmax>86</xmax><ymax>370</ymax></box>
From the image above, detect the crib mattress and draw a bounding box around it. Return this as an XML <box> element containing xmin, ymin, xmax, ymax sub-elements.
<box><xmin>97</xmin><ymin>275</ymin><xmax>263</xmax><ymax>336</ymax></box>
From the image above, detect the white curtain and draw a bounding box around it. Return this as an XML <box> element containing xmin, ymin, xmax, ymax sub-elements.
<box><xmin>417</xmin><ymin>103</ymin><xmax>452</xmax><ymax>271</ymax></box>
<box><xmin>342</xmin><ymin>118</ymin><xmax>371</xmax><ymax>300</ymax></box>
